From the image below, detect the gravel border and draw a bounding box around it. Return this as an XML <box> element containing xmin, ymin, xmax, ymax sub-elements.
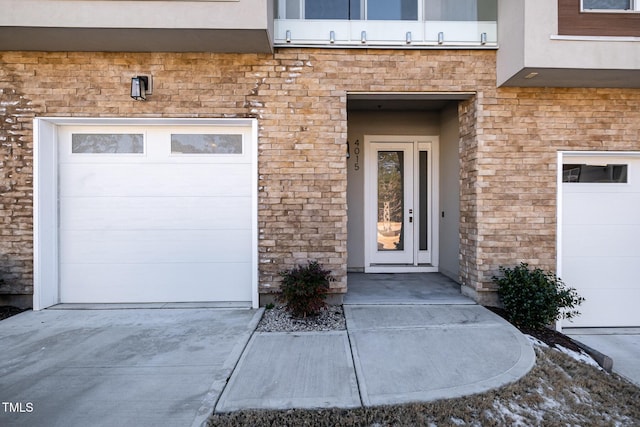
<box><xmin>0</xmin><ymin>306</ymin><xmax>28</xmax><ymax>321</ymax></box>
<box><xmin>256</xmin><ymin>305</ymin><xmax>346</xmax><ymax>332</ymax></box>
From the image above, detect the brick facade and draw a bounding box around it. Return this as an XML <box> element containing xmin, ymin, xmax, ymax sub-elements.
<box><xmin>1</xmin><ymin>49</ymin><xmax>639</xmax><ymax>307</ymax></box>
<box><xmin>0</xmin><ymin>87</ymin><xmax>35</xmax><ymax>306</ymax></box>
<box><xmin>474</xmin><ymin>87</ymin><xmax>640</xmax><ymax>301</ymax></box>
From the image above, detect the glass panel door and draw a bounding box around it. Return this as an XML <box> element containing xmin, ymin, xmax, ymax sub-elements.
<box><xmin>416</xmin><ymin>143</ymin><xmax>432</xmax><ymax>264</ymax></box>
<box><xmin>366</xmin><ymin>138</ymin><xmax>434</xmax><ymax>268</ymax></box>
<box><xmin>377</xmin><ymin>151</ymin><xmax>405</xmax><ymax>251</ymax></box>
<box><xmin>419</xmin><ymin>150</ymin><xmax>428</xmax><ymax>251</ymax></box>
<box><xmin>368</xmin><ymin>142</ymin><xmax>414</xmax><ymax>265</ymax></box>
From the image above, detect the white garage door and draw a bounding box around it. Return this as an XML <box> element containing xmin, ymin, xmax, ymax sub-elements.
<box><xmin>562</xmin><ymin>154</ymin><xmax>640</xmax><ymax>327</ymax></box>
<box><xmin>57</xmin><ymin>125</ymin><xmax>255</xmax><ymax>304</ymax></box>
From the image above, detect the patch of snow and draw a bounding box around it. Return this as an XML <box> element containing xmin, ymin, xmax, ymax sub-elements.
<box><xmin>492</xmin><ymin>400</ymin><xmax>537</xmax><ymax>426</ymax></box>
<box><xmin>540</xmin><ymin>394</ymin><xmax>563</xmax><ymax>411</ymax></box>
<box><xmin>525</xmin><ymin>334</ymin><xmax>549</xmax><ymax>348</ymax></box>
<box><xmin>554</xmin><ymin>345</ymin><xmax>601</xmax><ymax>369</ymax></box>
<box><xmin>450</xmin><ymin>417</ymin><xmax>465</xmax><ymax>426</ymax></box>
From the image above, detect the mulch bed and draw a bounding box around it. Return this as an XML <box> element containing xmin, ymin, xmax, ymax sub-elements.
<box><xmin>0</xmin><ymin>306</ymin><xmax>28</xmax><ymax>321</ymax></box>
<box><xmin>485</xmin><ymin>305</ymin><xmax>582</xmax><ymax>352</ymax></box>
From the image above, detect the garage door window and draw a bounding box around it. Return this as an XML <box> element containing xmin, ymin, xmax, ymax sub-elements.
<box><xmin>71</xmin><ymin>134</ymin><xmax>144</xmax><ymax>154</ymax></box>
<box><xmin>171</xmin><ymin>134</ymin><xmax>243</xmax><ymax>154</ymax></box>
<box><xmin>562</xmin><ymin>164</ymin><xmax>628</xmax><ymax>183</ymax></box>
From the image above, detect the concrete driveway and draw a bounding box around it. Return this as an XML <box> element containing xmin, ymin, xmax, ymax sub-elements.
<box><xmin>566</xmin><ymin>328</ymin><xmax>640</xmax><ymax>387</ymax></box>
<box><xmin>0</xmin><ymin>307</ymin><xmax>261</xmax><ymax>427</ymax></box>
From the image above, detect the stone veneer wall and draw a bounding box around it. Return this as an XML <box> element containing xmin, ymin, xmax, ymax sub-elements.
<box><xmin>1</xmin><ymin>49</ymin><xmax>639</xmax><ymax>306</ymax></box>
<box><xmin>0</xmin><ymin>87</ymin><xmax>35</xmax><ymax>307</ymax></box>
<box><xmin>458</xmin><ymin>96</ymin><xmax>480</xmax><ymax>300</ymax></box>
<box><xmin>474</xmin><ymin>87</ymin><xmax>640</xmax><ymax>304</ymax></box>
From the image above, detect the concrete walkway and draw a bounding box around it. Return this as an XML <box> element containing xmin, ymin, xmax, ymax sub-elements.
<box><xmin>344</xmin><ymin>273</ymin><xmax>475</xmax><ymax>305</ymax></box>
<box><xmin>216</xmin><ymin>304</ymin><xmax>535</xmax><ymax>412</ymax></box>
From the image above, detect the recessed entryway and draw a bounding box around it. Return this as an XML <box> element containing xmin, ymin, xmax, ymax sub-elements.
<box><xmin>346</xmin><ymin>93</ymin><xmax>469</xmax><ymax>280</ymax></box>
<box><xmin>33</xmin><ymin>118</ymin><xmax>259</xmax><ymax>309</ymax></box>
<box><xmin>559</xmin><ymin>152</ymin><xmax>640</xmax><ymax>327</ymax></box>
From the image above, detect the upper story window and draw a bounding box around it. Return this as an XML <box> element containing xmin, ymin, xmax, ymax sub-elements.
<box><xmin>582</xmin><ymin>0</ymin><xmax>640</xmax><ymax>11</ymax></box>
<box><xmin>274</xmin><ymin>0</ymin><xmax>498</xmax><ymax>47</ymax></box>
<box><xmin>560</xmin><ymin>0</ymin><xmax>640</xmax><ymax>36</ymax></box>
<box><xmin>368</xmin><ymin>0</ymin><xmax>418</xmax><ymax>20</ymax></box>
<box><xmin>277</xmin><ymin>0</ymin><xmax>495</xmax><ymax>21</ymax></box>
<box><xmin>279</xmin><ymin>0</ymin><xmax>416</xmax><ymax>20</ymax></box>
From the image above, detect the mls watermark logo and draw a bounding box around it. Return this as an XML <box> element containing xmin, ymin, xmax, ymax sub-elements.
<box><xmin>2</xmin><ymin>402</ymin><xmax>34</xmax><ymax>413</ymax></box>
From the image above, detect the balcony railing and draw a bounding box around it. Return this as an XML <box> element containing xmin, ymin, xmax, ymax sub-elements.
<box><xmin>274</xmin><ymin>0</ymin><xmax>497</xmax><ymax>47</ymax></box>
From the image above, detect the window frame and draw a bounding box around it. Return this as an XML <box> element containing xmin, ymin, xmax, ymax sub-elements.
<box><xmin>562</xmin><ymin>163</ymin><xmax>629</xmax><ymax>184</ymax></box>
<box><xmin>581</xmin><ymin>0</ymin><xmax>640</xmax><ymax>13</ymax></box>
<box><xmin>277</xmin><ymin>0</ymin><xmax>423</xmax><ymax>20</ymax></box>
<box><xmin>70</xmin><ymin>132</ymin><xmax>146</xmax><ymax>155</ymax></box>
<box><xmin>169</xmin><ymin>133</ymin><xmax>245</xmax><ymax>156</ymax></box>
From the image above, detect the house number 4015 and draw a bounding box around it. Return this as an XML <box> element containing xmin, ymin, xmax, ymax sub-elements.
<box><xmin>353</xmin><ymin>139</ymin><xmax>360</xmax><ymax>171</ymax></box>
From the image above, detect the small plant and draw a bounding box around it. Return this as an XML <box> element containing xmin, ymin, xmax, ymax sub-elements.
<box><xmin>264</xmin><ymin>302</ymin><xmax>275</xmax><ymax>310</ymax></box>
<box><xmin>277</xmin><ymin>261</ymin><xmax>334</xmax><ymax>318</ymax></box>
<box><xmin>493</xmin><ymin>263</ymin><xmax>584</xmax><ymax>330</ymax></box>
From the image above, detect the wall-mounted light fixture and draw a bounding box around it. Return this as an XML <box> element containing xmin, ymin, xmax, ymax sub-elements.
<box><xmin>480</xmin><ymin>32</ymin><xmax>487</xmax><ymax>45</ymax></box>
<box><xmin>361</xmin><ymin>31</ymin><xmax>367</xmax><ymax>43</ymax></box>
<box><xmin>330</xmin><ymin>31</ymin><xmax>336</xmax><ymax>44</ymax></box>
<box><xmin>406</xmin><ymin>31</ymin><xmax>412</xmax><ymax>44</ymax></box>
<box><xmin>131</xmin><ymin>75</ymin><xmax>152</xmax><ymax>101</ymax></box>
<box><xmin>286</xmin><ymin>30</ymin><xmax>292</xmax><ymax>43</ymax></box>
<box><xmin>437</xmin><ymin>32</ymin><xmax>444</xmax><ymax>44</ymax></box>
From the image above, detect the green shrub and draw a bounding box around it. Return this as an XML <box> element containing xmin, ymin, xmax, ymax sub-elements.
<box><xmin>493</xmin><ymin>263</ymin><xmax>584</xmax><ymax>330</ymax></box>
<box><xmin>278</xmin><ymin>261</ymin><xmax>334</xmax><ymax>318</ymax></box>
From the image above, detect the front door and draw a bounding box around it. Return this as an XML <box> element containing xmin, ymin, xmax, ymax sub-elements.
<box><xmin>364</xmin><ymin>136</ymin><xmax>438</xmax><ymax>271</ymax></box>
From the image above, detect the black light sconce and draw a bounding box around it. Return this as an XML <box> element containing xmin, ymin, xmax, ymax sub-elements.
<box><xmin>131</xmin><ymin>75</ymin><xmax>152</xmax><ymax>101</ymax></box>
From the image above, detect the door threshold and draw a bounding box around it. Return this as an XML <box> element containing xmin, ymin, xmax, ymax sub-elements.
<box><xmin>364</xmin><ymin>265</ymin><xmax>438</xmax><ymax>273</ymax></box>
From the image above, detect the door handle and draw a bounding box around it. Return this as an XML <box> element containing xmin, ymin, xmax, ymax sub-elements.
<box><xmin>409</xmin><ymin>209</ymin><xmax>413</xmax><ymax>223</ymax></box>
<box><xmin>409</xmin><ymin>216</ymin><xmax>413</xmax><ymax>223</ymax></box>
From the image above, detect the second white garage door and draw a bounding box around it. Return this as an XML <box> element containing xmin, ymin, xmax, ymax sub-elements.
<box><xmin>57</xmin><ymin>124</ymin><xmax>255</xmax><ymax>304</ymax></box>
<box><xmin>561</xmin><ymin>154</ymin><xmax>640</xmax><ymax>327</ymax></box>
